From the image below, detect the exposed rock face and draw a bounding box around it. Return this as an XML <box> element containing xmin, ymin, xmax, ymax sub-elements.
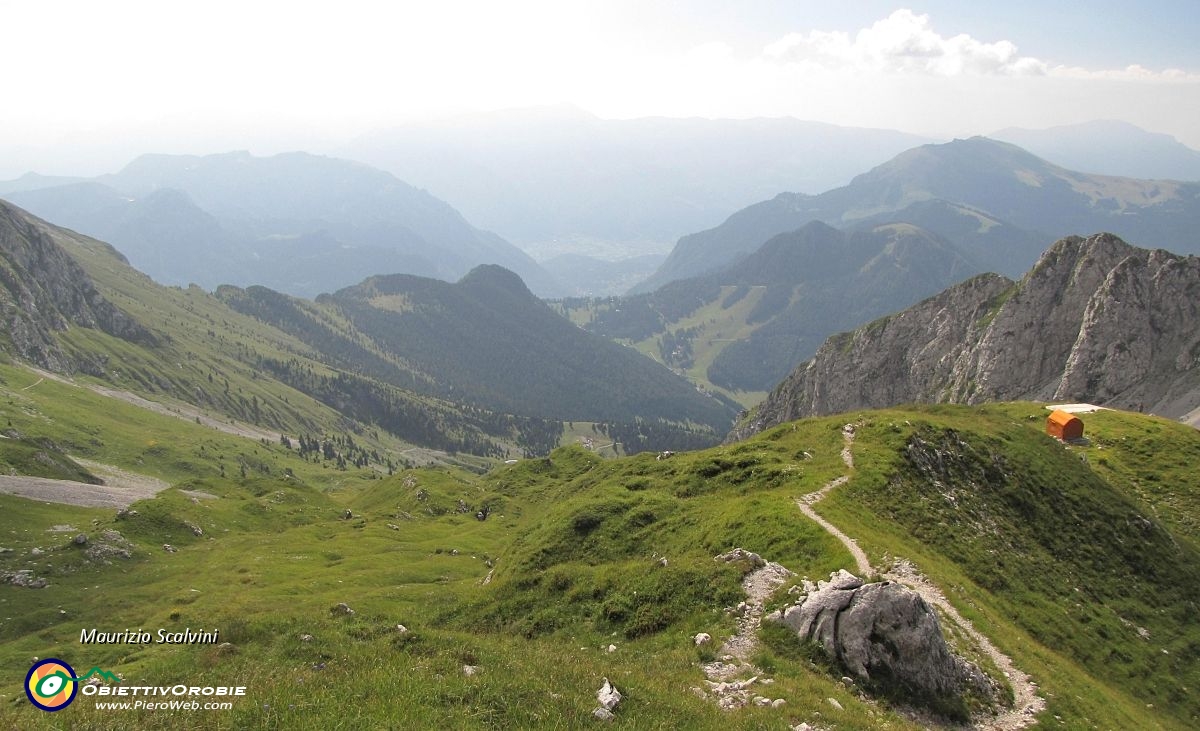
<box><xmin>733</xmin><ymin>233</ymin><xmax>1200</xmax><ymax>439</ymax></box>
<box><xmin>0</xmin><ymin>200</ymin><xmax>153</xmax><ymax>372</ymax></box>
<box><xmin>770</xmin><ymin>571</ymin><xmax>991</xmax><ymax>714</ymax></box>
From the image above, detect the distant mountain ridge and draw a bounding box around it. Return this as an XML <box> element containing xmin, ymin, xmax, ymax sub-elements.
<box><xmin>993</xmin><ymin>120</ymin><xmax>1200</xmax><ymax>181</ymax></box>
<box><xmin>344</xmin><ymin>107</ymin><xmax>934</xmax><ymax>258</ymax></box>
<box><xmin>0</xmin><ymin>200</ymin><xmax>724</xmax><ymax>459</ymax></box>
<box><xmin>731</xmin><ymin>233</ymin><xmax>1200</xmax><ymax>440</ymax></box>
<box><xmin>218</xmin><ymin>264</ymin><xmax>736</xmax><ymax>439</ymax></box>
<box><xmin>567</xmin><ymin>221</ymin><xmax>979</xmax><ymax>399</ymax></box>
<box><xmin>636</xmin><ymin>137</ymin><xmax>1200</xmax><ymax>292</ymax></box>
<box><xmin>1</xmin><ymin>151</ymin><xmax>561</xmax><ymax>298</ymax></box>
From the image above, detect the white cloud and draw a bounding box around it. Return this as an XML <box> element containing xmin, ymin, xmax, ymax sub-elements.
<box><xmin>757</xmin><ymin>8</ymin><xmax>1199</xmax><ymax>82</ymax></box>
<box><xmin>763</xmin><ymin>10</ymin><xmax>1047</xmax><ymax>77</ymax></box>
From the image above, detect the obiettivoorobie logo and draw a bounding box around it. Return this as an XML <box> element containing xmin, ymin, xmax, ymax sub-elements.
<box><xmin>25</xmin><ymin>658</ymin><xmax>120</xmax><ymax>712</ymax></box>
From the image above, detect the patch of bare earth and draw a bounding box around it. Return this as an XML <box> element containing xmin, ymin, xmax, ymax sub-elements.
<box><xmin>695</xmin><ymin>551</ymin><xmax>793</xmax><ymax>710</ymax></box>
<box><xmin>0</xmin><ymin>461</ymin><xmax>169</xmax><ymax>509</ymax></box>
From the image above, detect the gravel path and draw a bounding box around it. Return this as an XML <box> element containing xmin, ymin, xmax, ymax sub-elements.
<box><xmin>699</xmin><ymin>556</ymin><xmax>793</xmax><ymax>709</ymax></box>
<box><xmin>884</xmin><ymin>560</ymin><xmax>1046</xmax><ymax>729</ymax></box>
<box><xmin>796</xmin><ymin>424</ymin><xmax>871</xmax><ymax>576</ymax></box>
<box><xmin>717</xmin><ymin>560</ymin><xmax>794</xmax><ymax>661</ymax></box>
<box><xmin>795</xmin><ymin>422</ymin><xmax>1045</xmax><ymax>730</ymax></box>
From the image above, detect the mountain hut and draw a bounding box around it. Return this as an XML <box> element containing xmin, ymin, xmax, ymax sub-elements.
<box><xmin>1046</xmin><ymin>410</ymin><xmax>1084</xmax><ymax>441</ymax></box>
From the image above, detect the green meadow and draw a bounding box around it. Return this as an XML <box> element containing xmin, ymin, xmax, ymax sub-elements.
<box><xmin>1</xmin><ymin>395</ymin><xmax>1197</xmax><ymax>729</ymax></box>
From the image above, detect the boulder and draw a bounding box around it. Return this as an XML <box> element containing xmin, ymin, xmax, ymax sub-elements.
<box><xmin>596</xmin><ymin>677</ymin><xmax>622</xmax><ymax>710</ymax></box>
<box><xmin>773</xmin><ymin>571</ymin><xmax>991</xmax><ymax>713</ymax></box>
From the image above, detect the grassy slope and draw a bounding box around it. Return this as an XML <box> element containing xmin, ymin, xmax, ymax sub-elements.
<box><xmin>560</xmin><ymin>287</ymin><xmax>771</xmax><ymax>409</ymax></box>
<box><xmin>41</xmin><ymin>219</ymin><xmax>510</xmax><ymax>469</ymax></box>
<box><xmin>0</xmin><ymin>403</ymin><xmax>1196</xmax><ymax>729</ymax></box>
<box><xmin>628</xmin><ymin>285</ymin><xmax>771</xmax><ymax>408</ymax></box>
<box><xmin>815</xmin><ymin>403</ymin><xmax>1199</xmax><ymax>729</ymax></box>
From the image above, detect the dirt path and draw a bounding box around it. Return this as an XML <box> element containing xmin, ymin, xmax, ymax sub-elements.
<box><xmin>796</xmin><ymin>422</ymin><xmax>1045</xmax><ymax>730</ymax></box>
<box><xmin>698</xmin><ymin>551</ymin><xmax>792</xmax><ymax>709</ymax></box>
<box><xmin>885</xmin><ymin>560</ymin><xmax>1046</xmax><ymax>729</ymax></box>
<box><xmin>717</xmin><ymin>560</ymin><xmax>793</xmax><ymax>662</ymax></box>
<box><xmin>796</xmin><ymin>424</ymin><xmax>871</xmax><ymax>576</ymax></box>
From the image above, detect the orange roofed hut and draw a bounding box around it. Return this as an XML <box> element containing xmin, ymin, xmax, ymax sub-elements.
<box><xmin>1046</xmin><ymin>410</ymin><xmax>1084</xmax><ymax>441</ymax></box>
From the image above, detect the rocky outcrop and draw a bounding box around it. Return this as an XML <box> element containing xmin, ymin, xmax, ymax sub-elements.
<box><xmin>0</xmin><ymin>200</ymin><xmax>153</xmax><ymax>372</ymax></box>
<box><xmin>732</xmin><ymin>233</ymin><xmax>1200</xmax><ymax>439</ymax></box>
<box><xmin>769</xmin><ymin>570</ymin><xmax>993</xmax><ymax>716</ymax></box>
<box><xmin>593</xmin><ymin>678</ymin><xmax>622</xmax><ymax>720</ymax></box>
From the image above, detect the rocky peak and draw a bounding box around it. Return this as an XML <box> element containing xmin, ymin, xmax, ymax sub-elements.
<box><xmin>0</xmin><ymin>200</ymin><xmax>153</xmax><ymax>372</ymax></box>
<box><xmin>733</xmin><ymin>233</ymin><xmax>1200</xmax><ymax>439</ymax></box>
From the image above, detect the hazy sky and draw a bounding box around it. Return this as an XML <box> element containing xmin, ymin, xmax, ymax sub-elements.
<box><xmin>2</xmin><ymin>1</ymin><xmax>1197</xmax><ymax>177</ymax></box>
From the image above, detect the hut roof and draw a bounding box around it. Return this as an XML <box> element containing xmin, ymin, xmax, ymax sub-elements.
<box><xmin>1048</xmin><ymin>409</ymin><xmax>1081</xmax><ymax>428</ymax></box>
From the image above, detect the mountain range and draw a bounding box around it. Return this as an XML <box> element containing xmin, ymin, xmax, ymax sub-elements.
<box><xmin>343</xmin><ymin>106</ymin><xmax>934</xmax><ymax>259</ymax></box>
<box><xmin>569</xmin><ymin>221</ymin><xmax>978</xmax><ymax>398</ymax></box>
<box><xmin>217</xmin><ymin>265</ymin><xmax>735</xmax><ymax>437</ymax></box>
<box><xmin>2</xmin><ymin>123</ymin><xmax>1200</xmax><ymax>730</ymax></box>
<box><xmin>0</xmin><ymin>152</ymin><xmax>561</xmax><ymax>299</ymax></box>
<box><xmin>0</xmin><ymin>201</ymin><xmax>729</xmax><ymax>458</ymax></box>
<box><xmin>992</xmin><ymin>119</ymin><xmax>1200</xmax><ymax>181</ymax></box>
<box><xmin>732</xmin><ymin>233</ymin><xmax>1200</xmax><ymax>440</ymax></box>
<box><xmin>635</xmin><ymin>136</ymin><xmax>1200</xmax><ymax>293</ymax></box>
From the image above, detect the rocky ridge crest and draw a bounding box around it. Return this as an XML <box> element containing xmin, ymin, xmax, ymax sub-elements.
<box><xmin>0</xmin><ymin>200</ymin><xmax>152</xmax><ymax>372</ymax></box>
<box><xmin>732</xmin><ymin>233</ymin><xmax>1200</xmax><ymax>439</ymax></box>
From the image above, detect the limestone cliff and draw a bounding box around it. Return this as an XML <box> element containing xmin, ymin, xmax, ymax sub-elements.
<box><xmin>0</xmin><ymin>200</ymin><xmax>152</xmax><ymax>372</ymax></box>
<box><xmin>732</xmin><ymin>233</ymin><xmax>1200</xmax><ymax>439</ymax></box>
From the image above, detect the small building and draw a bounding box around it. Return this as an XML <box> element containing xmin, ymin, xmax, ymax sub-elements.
<box><xmin>1046</xmin><ymin>410</ymin><xmax>1084</xmax><ymax>441</ymax></box>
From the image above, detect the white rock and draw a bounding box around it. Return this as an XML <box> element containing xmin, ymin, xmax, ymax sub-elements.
<box><xmin>827</xmin><ymin>697</ymin><xmax>843</xmax><ymax>711</ymax></box>
<box><xmin>694</xmin><ymin>632</ymin><xmax>712</xmax><ymax>646</ymax></box>
<box><xmin>606</xmin><ymin>644</ymin><xmax>617</xmax><ymax>653</ymax></box>
<box><xmin>771</xmin><ymin>698</ymin><xmax>787</xmax><ymax>708</ymax></box>
<box><xmin>462</xmin><ymin>665</ymin><xmax>480</xmax><ymax>676</ymax></box>
<box><xmin>592</xmin><ymin>707</ymin><xmax>615</xmax><ymax>721</ymax></box>
<box><xmin>826</xmin><ymin>569</ymin><xmax>862</xmax><ymax>591</ymax></box>
<box><xmin>597</xmin><ymin>677</ymin><xmax>622</xmax><ymax>710</ymax></box>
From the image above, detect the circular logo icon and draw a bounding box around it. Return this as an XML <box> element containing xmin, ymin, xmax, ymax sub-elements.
<box><xmin>25</xmin><ymin>658</ymin><xmax>78</xmax><ymax>712</ymax></box>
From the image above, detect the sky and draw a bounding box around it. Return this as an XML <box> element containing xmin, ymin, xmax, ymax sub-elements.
<box><xmin>1</xmin><ymin>0</ymin><xmax>1197</xmax><ymax>178</ymax></box>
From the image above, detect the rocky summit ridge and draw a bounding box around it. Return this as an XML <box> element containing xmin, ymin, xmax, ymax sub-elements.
<box><xmin>732</xmin><ymin>232</ymin><xmax>1200</xmax><ymax>439</ymax></box>
<box><xmin>0</xmin><ymin>200</ymin><xmax>153</xmax><ymax>373</ymax></box>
